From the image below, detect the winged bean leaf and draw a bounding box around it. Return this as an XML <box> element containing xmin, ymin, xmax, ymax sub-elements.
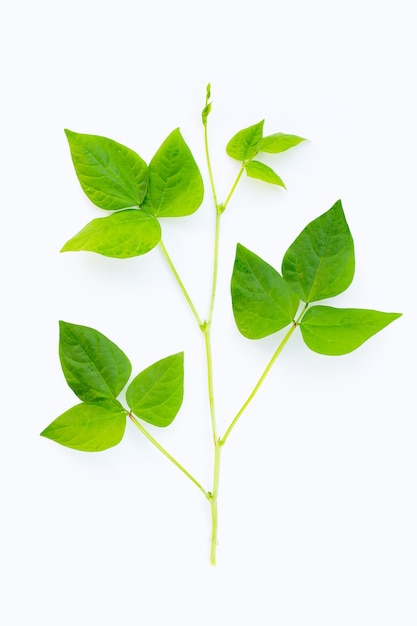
<box><xmin>40</xmin><ymin>399</ymin><xmax>126</xmax><ymax>452</ymax></box>
<box><xmin>257</xmin><ymin>133</ymin><xmax>306</xmax><ymax>154</ymax></box>
<box><xmin>300</xmin><ymin>306</ymin><xmax>402</xmax><ymax>355</ymax></box>
<box><xmin>141</xmin><ymin>129</ymin><xmax>204</xmax><ymax>217</ymax></box>
<box><xmin>126</xmin><ymin>353</ymin><xmax>184</xmax><ymax>427</ymax></box>
<box><xmin>245</xmin><ymin>161</ymin><xmax>286</xmax><ymax>187</ymax></box>
<box><xmin>282</xmin><ymin>200</ymin><xmax>355</xmax><ymax>302</ymax></box>
<box><xmin>59</xmin><ymin>321</ymin><xmax>132</xmax><ymax>402</ymax></box>
<box><xmin>231</xmin><ymin>244</ymin><xmax>299</xmax><ymax>339</ymax></box>
<box><xmin>65</xmin><ymin>130</ymin><xmax>148</xmax><ymax>210</ymax></box>
<box><xmin>61</xmin><ymin>209</ymin><xmax>161</xmax><ymax>258</ymax></box>
<box><xmin>226</xmin><ymin>120</ymin><xmax>265</xmax><ymax>161</ymax></box>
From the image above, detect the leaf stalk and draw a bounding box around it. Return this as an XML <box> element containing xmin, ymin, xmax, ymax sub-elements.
<box><xmin>128</xmin><ymin>413</ymin><xmax>209</xmax><ymax>499</ymax></box>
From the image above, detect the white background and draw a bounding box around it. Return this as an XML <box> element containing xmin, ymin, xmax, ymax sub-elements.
<box><xmin>1</xmin><ymin>1</ymin><xmax>416</xmax><ymax>624</ymax></box>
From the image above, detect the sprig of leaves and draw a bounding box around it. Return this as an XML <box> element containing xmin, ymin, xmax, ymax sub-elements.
<box><xmin>41</xmin><ymin>322</ymin><xmax>184</xmax><ymax>451</ymax></box>
<box><xmin>226</xmin><ymin>119</ymin><xmax>306</xmax><ymax>188</ymax></box>
<box><xmin>41</xmin><ymin>87</ymin><xmax>401</xmax><ymax>565</ymax></box>
<box><xmin>231</xmin><ymin>200</ymin><xmax>400</xmax><ymax>354</ymax></box>
<box><xmin>63</xmin><ymin>128</ymin><xmax>204</xmax><ymax>258</ymax></box>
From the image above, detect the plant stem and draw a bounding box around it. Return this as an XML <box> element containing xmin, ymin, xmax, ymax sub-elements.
<box><xmin>128</xmin><ymin>413</ymin><xmax>209</xmax><ymax>500</ymax></box>
<box><xmin>223</xmin><ymin>165</ymin><xmax>245</xmax><ymax>212</ymax></box>
<box><xmin>202</xmin><ymin>94</ymin><xmax>249</xmax><ymax>563</ymax></box>
<box><xmin>159</xmin><ymin>239</ymin><xmax>203</xmax><ymax>328</ymax></box>
<box><xmin>158</xmin><ymin>89</ymin><xmax>249</xmax><ymax>562</ymax></box>
<box><xmin>202</xmin><ymin>324</ymin><xmax>218</xmax><ymax>443</ymax></box>
<box><xmin>209</xmin><ymin>439</ymin><xmax>221</xmax><ymax>565</ymax></box>
<box><xmin>220</xmin><ymin>304</ymin><xmax>308</xmax><ymax>446</ymax></box>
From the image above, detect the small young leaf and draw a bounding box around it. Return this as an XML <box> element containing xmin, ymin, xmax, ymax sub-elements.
<box><xmin>40</xmin><ymin>400</ymin><xmax>127</xmax><ymax>452</ymax></box>
<box><xmin>257</xmin><ymin>133</ymin><xmax>306</xmax><ymax>154</ymax></box>
<box><xmin>282</xmin><ymin>200</ymin><xmax>355</xmax><ymax>303</ymax></box>
<box><xmin>59</xmin><ymin>321</ymin><xmax>132</xmax><ymax>402</ymax></box>
<box><xmin>245</xmin><ymin>161</ymin><xmax>286</xmax><ymax>188</ymax></box>
<box><xmin>65</xmin><ymin>130</ymin><xmax>148</xmax><ymax>210</ymax></box>
<box><xmin>226</xmin><ymin>120</ymin><xmax>264</xmax><ymax>161</ymax></box>
<box><xmin>231</xmin><ymin>244</ymin><xmax>299</xmax><ymax>339</ymax></box>
<box><xmin>141</xmin><ymin>129</ymin><xmax>204</xmax><ymax>217</ymax></box>
<box><xmin>126</xmin><ymin>353</ymin><xmax>184</xmax><ymax>427</ymax></box>
<box><xmin>300</xmin><ymin>306</ymin><xmax>402</xmax><ymax>355</ymax></box>
<box><xmin>61</xmin><ymin>209</ymin><xmax>161</xmax><ymax>258</ymax></box>
<box><xmin>202</xmin><ymin>83</ymin><xmax>212</xmax><ymax>125</ymax></box>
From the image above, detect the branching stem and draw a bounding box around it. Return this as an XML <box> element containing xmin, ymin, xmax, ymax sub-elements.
<box><xmin>128</xmin><ymin>413</ymin><xmax>209</xmax><ymax>500</ymax></box>
<box><xmin>220</xmin><ymin>304</ymin><xmax>309</xmax><ymax>446</ymax></box>
<box><xmin>159</xmin><ymin>239</ymin><xmax>203</xmax><ymax>327</ymax></box>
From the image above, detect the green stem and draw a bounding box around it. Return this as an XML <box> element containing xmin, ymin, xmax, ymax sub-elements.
<box><xmin>202</xmin><ymin>97</ymin><xmax>248</xmax><ymax>564</ymax></box>
<box><xmin>128</xmin><ymin>413</ymin><xmax>209</xmax><ymax>500</ymax></box>
<box><xmin>223</xmin><ymin>165</ymin><xmax>245</xmax><ymax>212</ymax></box>
<box><xmin>209</xmin><ymin>439</ymin><xmax>221</xmax><ymax>565</ymax></box>
<box><xmin>208</xmin><ymin>209</ymin><xmax>221</xmax><ymax>322</ymax></box>
<box><xmin>220</xmin><ymin>305</ymin><xmax>308</xmax><ymax>446</ymax></box>
<box><xmin>204</xmin><ymin>105</ymin><xmax>219</xmax><ymax>209</ymax></box>
<box><xmin>159</xmin><ymin>239</ymin><xmax>203</xmax><ymax>328</ymax></box>
<box><xmin>202</xmin><ymin>323</ymin><xmax>218</xmax><ymax>443</ymax></box>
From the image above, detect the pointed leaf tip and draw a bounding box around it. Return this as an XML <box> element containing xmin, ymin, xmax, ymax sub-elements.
<box><xmin>257</xmin><ymin>133</ymin><xmax>307</xmax><ymax>154</ymax></box>
<box><xmin>41</xmin><ymin>400</ymin><xmax>127</xmax><ymax>452</ymax></box>
<box><xmin>300</xmin><ymin>306</ymin><xmax>402</xmax><ymax>355</ymax></box>
<box><xmin>282</xmin><ymin>200</ymin><xmax>355</xmax><ymax>303</ymax></box>
<box><xmin>60</xmin><ymin>209</ymin><xmax>161</xmax><ymax>258</ymax></box>
<box><xmin>142</xmin><ymin>129</ymin><xmax>204</xmax><ymax>217</ymax></box>
<box><xmin>59</xmin><ymin>321</ymin><xmax>132</xmax><ymax>402</ymax></box>
<box><xmin>231</xmin><ymin>244</ymin><xmax>299</xmax><ymax>339</ymax></box>
<box><xmin>126</xmin><ymin>352</ymin><xmax>184</xmax><ymax>427</ymax></box>
<box><xmin>226</xmin><ymin>120</ymin><xmax>265</xmax><ymax>161</ymax></box>
<box><xmin>65</xmin><ymin>129</ymin><xmax>148</xmax><ymax>210</ymax></box>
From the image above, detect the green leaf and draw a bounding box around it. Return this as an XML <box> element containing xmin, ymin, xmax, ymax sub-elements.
<box><xmin>61</xmin><ymin>209</ymin><xmax>161</xmax><ymax>258</ymax></box>
<box><xmin>245</xmin><ymin>161</ymin><xmax>286</xmax><ymax>188</ymax></box>
<box><xmin>65</xmin><ymin>130</ymin><xmax>148</xmax><ymax>210</ymax></box>
<box><xmin>282</xmin><ymin>200</ymin><xmax>355</xmax><ymax>303</ymax></box>
<box><xmin>257</xmin><ymin>133</ymin><xmax>306</xmax><ymax>154</ymax></box>
<box><xmin>226</xmin><ymin>120</ymin><xmax>264</xmax><ymax>161</ymax></box>
<box><xmin>300</xmin><ymin>306</ymin><xmax>402</xmax><ymax>355</ymax></box>
<box><xmin>126</xmin><ymin>353</ymin><xmax>184</xmax><ymax>427</ymax></box>
<box><xmin>40</xmin><ymin>399</ymin><xmax>127</xmax><ymax>452</ymax></box>
<box><xmin>231</xmin><ymin>244</ymin><xmax>299</xmax><ymax>339</ymax></box>
<box><xmin>141</xmin><ymin>129</ymin><xmax>204</xmax><ymax>217</ymax></box>
<box><xmin>59</xmin><ymin>321</ymin><xmax>132</xmax><ymax>402</ymax></box>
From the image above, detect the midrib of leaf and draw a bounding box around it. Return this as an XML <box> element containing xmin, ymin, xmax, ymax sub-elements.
<box><xmin>91</xmin><ymin>213</ymin><xmax>154</xmax><ymax>252</ymax></box>
<box><xmin>81</xmin><ymin>145</ymin><xmax>140</xmax><ymax>201</ymax></box>
<box><xmin>236</xmin><ymin>259</ymin><xmax>291</xmax><ymax>316</ymax></box>
<box><xmin>153</xmin><ymin>153</ymin><xmax>187</xmax><ymax>212</ymax></box>
<box><xmin>135</xmin><ymin>367</ymin><xmax>179</xmax><ymax>407</ymax></box>
<box><xmin>65</xmin><ymin>328</ymin><xmax>118</xmax><ymax>398</ymax></box>
<box><xmin>303</xmin><ymin>227</ymin><xmax>332</xmax><ymax>302</ymax></box>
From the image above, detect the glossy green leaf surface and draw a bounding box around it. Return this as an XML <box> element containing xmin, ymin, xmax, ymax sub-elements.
<box><xmin>226</xmin><ymin>120</ymin><xmax>264</xmax><ymax>161</ymax></box>
<box><xmin>231</xmin><ymin>244</ymin><xmax>299</xmax><ymax>339</ymax></box>
<box><xmin>126</xmin><ymin>353</ymin><xmax>184</xmax><ymax>427</ymax></box>
<box><xmin>257</xmin><ymin>133</ymin><xmax>306</xmax><ymax>154</ymax></box>
<box><xmin>282</xmin><ymin>200</ymin><xmax>355</xmax><ymax>302</ymax></box>
<box><xmin>40</xmin><ymin>399</ymin><xmax>126</xmax><ymax>452</ymax></box>
<box><xmin>61</xmin><ymin>209</ymin><xmax>161</xmax><ymax>258</ymax></box>
<box><xmin>245</xmin><ymin>161</ymin><xmax>286</xmax><ymax>187</ymax></box>
<box><xmin>59</xmin><ymin>321</ymin><xmax>132</xmax><ymax>402</ymax></box>
<box><xmin>65</xmin><ymin>130</ymin><xmax>148</xmax><ymax>210</ymax></box>
<box><xmin>141</xmin><ymin>129</ymin><xmax>204</xmax><ymax>217</ymax></box>
<box><xmin>300</xmin><ymin>306</ymin><xmax>401</xmax><ymax>355</ymax></box>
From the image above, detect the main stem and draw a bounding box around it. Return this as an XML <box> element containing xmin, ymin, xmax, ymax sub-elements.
<box><xmin>159</xmin><ymin>90</ymin><xmax>254</xmax><ymax>563</ymax></box>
